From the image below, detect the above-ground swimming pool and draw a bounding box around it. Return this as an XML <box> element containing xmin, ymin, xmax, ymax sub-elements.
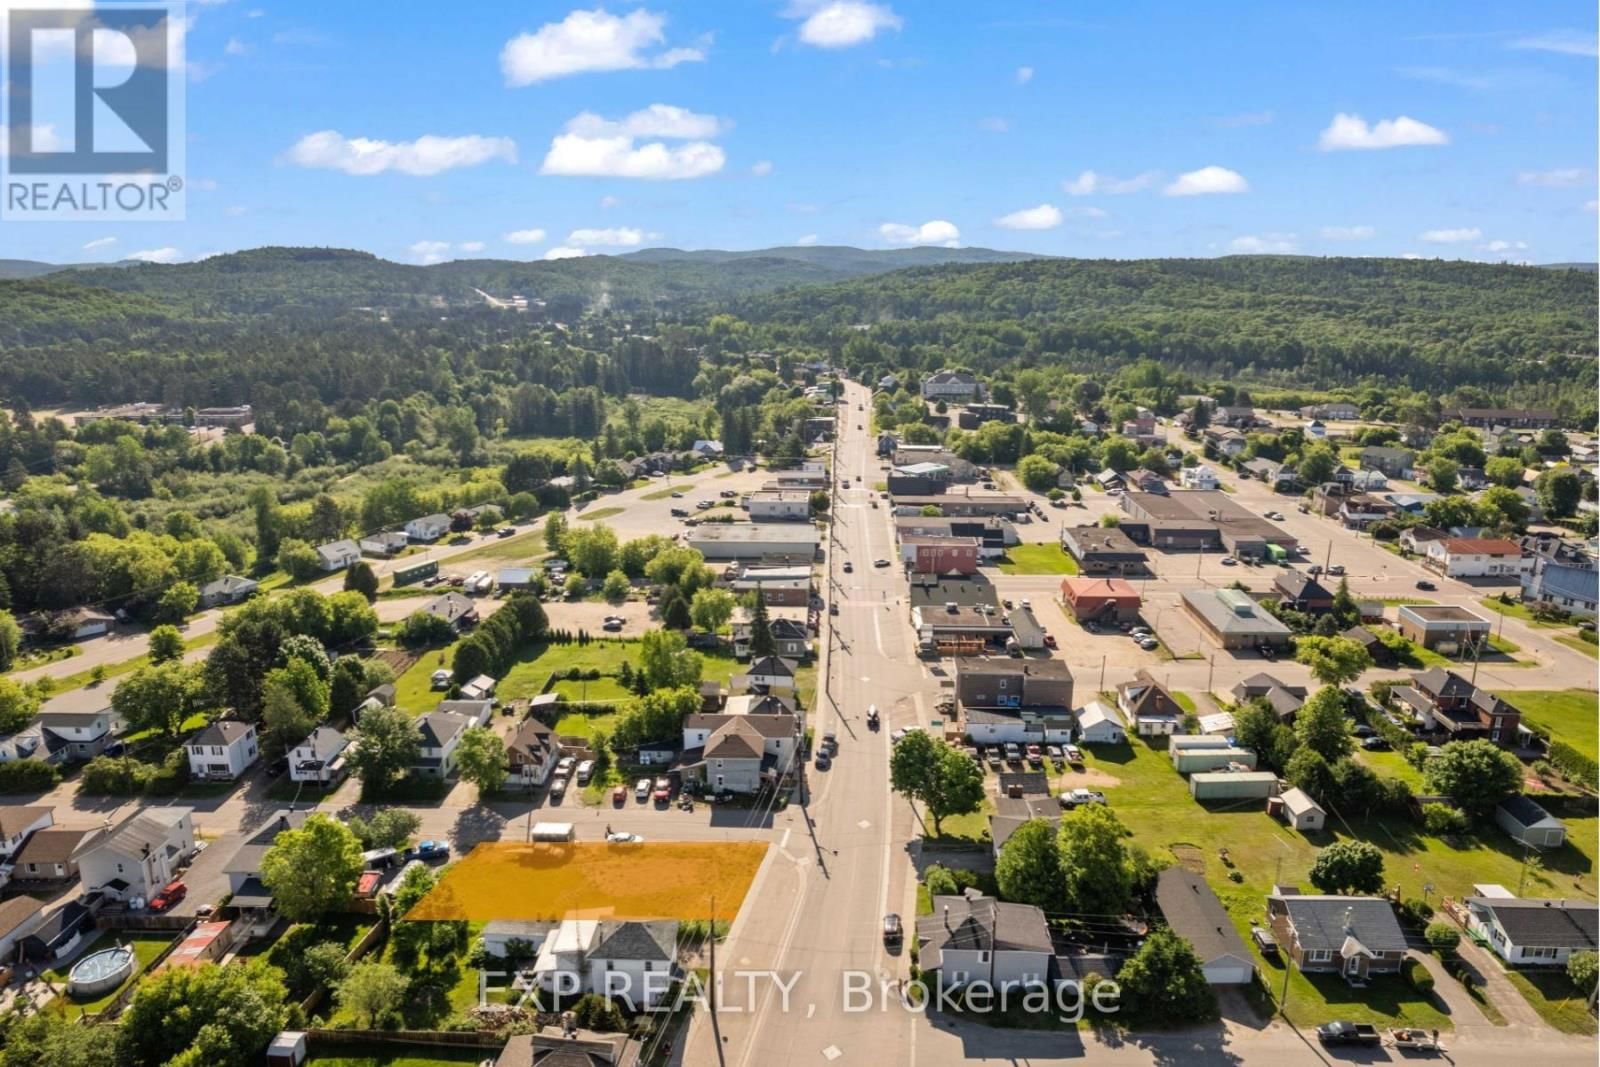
<box><xmin>67</xmin><ymin>945</ymin><xmax>134</xmax><ymax>998</ymax></box>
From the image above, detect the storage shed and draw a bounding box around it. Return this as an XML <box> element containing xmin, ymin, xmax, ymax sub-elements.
<box><xmin>1190</xmin><ymin>771</ymin><xmax>1278</xmax><ymax>801</ymax></box>
<box><xmin>1276</xmin><ymin>787</ymin><xmax>1327</xmax><ymax>832</ymax></box>
<box><xmin>1172</xmin><ymin>747</ymin><xmax>1259</xmax><ymax>775</ymax></box>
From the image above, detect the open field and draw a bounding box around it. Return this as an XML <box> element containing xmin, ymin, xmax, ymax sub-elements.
<box><xmin>996</xmin><ymin>543</ymin><xmax>1079</xmax><ymax>575</ymax></box>
<box><xmin>410</xmin><ymin>841</ymin><xmax>768</xmax><ymax>921</ymax></box>
<box><xmin>1498</xmin><ymin>689</ymin><xmax>1599</xmax><ymax>761</ymax></box>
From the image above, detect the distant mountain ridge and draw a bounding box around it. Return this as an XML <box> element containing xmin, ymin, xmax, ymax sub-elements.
<box><xmin>620</xmin><ymin>244</ymin><xmax>1047</xmax><ymax>273</ymax></box>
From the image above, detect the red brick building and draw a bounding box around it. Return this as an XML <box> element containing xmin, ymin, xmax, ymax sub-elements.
<box><xmin>1059</xmin><ymin>577</ymin><xmax>1142</xmax><ymax>623</ymax></box>
<box><xmin>901</xmin><ymin>535</ymin><xmax>980</xmax><ymax>575</ymax></box>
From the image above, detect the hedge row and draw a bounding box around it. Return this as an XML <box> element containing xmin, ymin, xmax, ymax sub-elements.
<box><xmin>1547</xmin><ymin>740</ymin><xmax>1599</xmax><ymax>792</ymax></box>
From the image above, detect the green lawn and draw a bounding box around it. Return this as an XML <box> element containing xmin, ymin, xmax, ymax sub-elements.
<box><xmin>1502</xmin><ymin>967</ymin><xmax>1598</xmax><ymax>1035</ymax></box>
<box><xmin>552</xmin><ymin>708</ymin><xmax>624</xmax><ymax>740</ymax></box>
<box><xmin>394</xmin><ymin>643</ymin><xmax>459</xmax><ymax>714</ymax></box>
<box><xmin>641</xmin><ymin>484</ymin><xmax>694</xmax><ymax>500</ymax></box>
<box><xmin>996</xmin><ymin>543</ymin><xmax>1079</xmax><ymax>575</ymax></box>
<box><xmin>1356</xmin><ymin>748</ymin><xmax>1427</xmax><ymax>789</ymax></box>
<box><xmin>497</xmin><ymin>639</ymin><xmax>742</xmax><ymax>704</ymax></box>
<box><xmin>1497</xmin><ymin>689</ymin><xmax>1599</xmax><ymax>762</ymax></box>
<box><xmin>46</xmin><ymin>932</ymin><xmax>174</xmax><ymax>1016</ymax></box>
<box><xmin>1171</xmin><ymin>691</ymin><xmax>1197</xmax><ymax>714</ymax></box>
<box><xmin>552</xmin><ymin>677</ymin><xmax>634</xmax><ymax>702</ymax></box>
<box><xmin>1555</xmin><ymin>633</ymin><xmax>1598</xmax><ymax>659</ymax></box>
<box><xmin>576</xmin><ymin>506</ymin><xmax>626</xmax><ymax>522</ymax></box>
<box><xmin>1478</xmin><ymin>597</ymin><xmax>1566</xmax><ymax>628</ymax></box>
<box><xmin>440</xmin><ymin>531</ymin><xmax>546</xmax><ymax>564</ymax></box>
<box><xmin>307</xmin><ymin>1049</ymin><xmax>492</xmax><ymax>1067</ymax></box>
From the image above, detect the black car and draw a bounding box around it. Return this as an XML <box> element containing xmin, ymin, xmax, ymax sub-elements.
<box><xmin>1416</xmin><ymin>579</ymin><xmax>1436</xmax><ymax>590</ymax></box>
<box><xmin>1361</xmin><ymin>735</ymin><xmax>1391</xmax><ymax>751</ymax></box>
<box><xmin>882</xmin><ymin>913</ymin><xmax>902</xmax><ymax>945</ymax></box>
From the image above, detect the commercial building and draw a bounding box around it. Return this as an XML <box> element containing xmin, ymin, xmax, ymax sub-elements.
<box><xmin>893</xmin><ymin>491</ymin><xmax>1029</xmax><ymax>518</ymax></box>
<box><xmin>1118</xmin><ymin>490</ymin><xmax>1298</xmax><ymax>558</ymax></box>
<box><xmin>955</xmin><ymin>656</ymin><xmax>1074</xmax><ymax>710</ymax></box>
<box><xmin>921</xmin><ymin>370</ymin><xmax>984</xmax><ymax>402</ymax></box>
<box><xmin>901</xmin><ymin>535</ymin><xmax>981</xmax><ymax>575</ymax></box>
<box><xmin>1395</xmin><ymin>604</ymin><xmax>1491</xmax><ymax>653</ymax></box>
<box><xmin>909</xmin><ymin>575</ymin><xmax>1009</xmax><ymax>645</ymax></box>
<box><xmin>1059</xmin><ymin>526</ymin><xmax>1149</xmax><ymax>576</ymax></box>
<box><xmin>687</xmin><ymin>524</ymin><xmax>821</xmax><ymax>562</ymax></box>
<box><xmin>746</xmin><ymin>491</ymin><xmax>813</xmax><ymax>522</ymax></box>
<box><xmin>1522</xmin><ymin>558</ymin><xmax>1599</xmax><ymax>617</ymax></box>
<box><xmin>899</xmin><ymin>516</ymin><xmax>1017</xmax><ymax>553</ymax></box>
<box><xmin>1059</xmin><ymin>577</ymin><xmax>1142</xmax><ymax>623</ymax></box>
<box><xmin>1182</xmin><ymin>589</ymin><xmax>1295</xmax><ymax>650</ymax></box>
<box><xmin>886</xmin><ymin>462</ymin><xmax>953</xmax><ymax>496</ymax></box>
<box><xmin>729</xmin><ymin>566</ymin><xmax>812</xmax><ymax>607</ymax></box>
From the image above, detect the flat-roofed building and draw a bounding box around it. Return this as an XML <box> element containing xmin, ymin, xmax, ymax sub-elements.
<box><xmin>1059</xmin><ymin>526</ymin><xmax>1149</xmax><ymax>575</ymax></box>
<box><xmin>1182</xmin><ymin>589</ymin><xmax>1294</xmax><ymax>650</ymax></box>
<box><xmin>687</xmin><ymin>524</ymin><xmax>821</xmax><ymax>562</ymax></box>
<box><xmin>1395</xmin><ymin>604</ymin><xmax>1491</xmax><ymax>652</ymax></box>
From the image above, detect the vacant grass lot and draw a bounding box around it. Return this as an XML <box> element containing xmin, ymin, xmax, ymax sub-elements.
<box><xmin>394</xmin><ymin>643</ymin><xmax>459</xmax><ymax>714</ymax></box>
<box><xmin>996</xmin><ymin>543</ymin><xmax>1080</xmax><ymax>575</ymax></box>
<box><xmin>1497</xmin><ymin>689</ymin><xmax>1599</xmax><ymax>762</ymax></box>
<box><xmin>306</xmin><ymin>1048</ymin><xmax>490</xmax><ymax>1067</ymax></box>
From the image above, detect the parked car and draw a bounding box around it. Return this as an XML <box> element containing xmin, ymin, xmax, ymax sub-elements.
<box><xmin>1307</xmin><ymin>565</ymin><xmax>1323</xmax><ymax>576</ymax></box>
<box><xmin>1059</xmin><ymin>788</ymin><xmax>1107</xmax><ymax>809</ymax></box>
<box><xmin>1220</xmin><ymin>556</ymin><xmax>1237</xmax><ymax>566</ymax></box>
<box><xmin>576</xmin><ymin>760</ymin><xmax>595</xmax><ymax>784</ymax></box>
<box><xmin>652</xmin><ymin>777</ymin><xmax>672</xmax><ymax>802</ymax></box>
<box><xmin>1328</xmin><ymin>564</ymin><xmax>1346</xmax><ymax>576</ymax></box>
<box><xmin>556</xmin><ymin>756</ymin><xmax>576</xmax><ymax>776</ymax></box>
<box><xmin>842</xmin><ymin>561</ymin><xmax>853</xmax><ymax>572</ymax></box>
<box><xmin>670</xmin><ymin>491</ymin><xmax>685</xmax><ymax>498</ymax></box>
<box><xmin>603</xmin><ymin>619</ymin><xmax>624</xmax><ymax>632</ymax></box>
<box><xmin>606</xmin><ymin>831</ymin><xmax>643</xmax><ymax>844</ymax></box>
<box><xmin>1250</xmin><ymin>926</ymin><xmax>1279</xmax><ymax>959</ymax></box>
<box><xmin>1361</xmin><ymin>736</ymin><xmax>1391</xmax><ymax>751</ymax></box>
<box><xmin>1025</xmin><ymin>744</ymin><xmax>1043</xmax><ymax>767</ymax></box>
<box><xmin>409</xmin><ymin>840</ymin><xmax>450</xmax><ymax>862</ymax></box>
<box><xmin>882</xmin><ymin>913</ymin><xmax>903</xmax><ymax>945</ymax></box>
<box><xmin>985</xmin><ymin>747</ymin><xmax>1002</xmax><ymax>769</ymax></box>
<box><xmin>670</xmin><ymin>508</ymin><xmax>689</xmax><ymax>518</ymax></box>
<box><xmin>814</xmin><ymin>751</ymin><xmax>831</xmax><ymax>770</ymax></box>
<box><xmin>696</xmin><ymin>500</ymin><xmax>714</xmax><ymax>510</ymax></box>
<box><xmin>866</xmin><ymin>705</ymin><xmax>879</xmax><ymax>728</ymax></box>
<box><xmin>550</xmin><ymin>776</ymin><xmax>568</xmax><ymax>799</ymax></box>
<box><xmin>612</xmin><ymin>785</ymin><xmax>627</xmax><ymax>805</ymax></box>
<box><xmin>874</xmin><ymin>559</ymin><xmax>890</xmax><ymax>567</ymax></box>
<box><xmin>1003</xmin><ymin>742</ymin><xmax>1022</xmax><ymax>764</ymax></box>
<box><xmin>497</xmin><ymin>526</ymin><xmax>515</xmax><ymax>538</ymax></box>
<box><xmin>636</xmin><ymin>778</ymin><xmax>652</xmax><ymax>800</ymax></box>
<box><xmin>1316</xmin><ymin>1022</ymin><xmax>1380</xmax><ymax>1047</ymax></box>
<box><xmin>1064</xmin><ymin>744</ymin><xmax>1084</xmax><ymax>765</ymax></box>
<box><xmin>149</xmin><ymin>880</ymin><xmax>186</xmax><ymax>911</ymax></box>
<box><xmin>1139</xmin><ymin>639</ymin><xmax>1159</xmax><ymax>651</ymax></box>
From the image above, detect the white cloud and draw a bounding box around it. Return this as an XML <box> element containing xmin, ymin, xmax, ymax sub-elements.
<box><xmin>1063</xmin><ymin>169</ymin><xmax>1157</xmax><ymax>196</ymax></box>
<box><xmin>1320</xmin><ymin>225</ymin><xmax>1376</xmax><ymax>240</ymax></box>
<box><xmin>566</xmin><ymin>104</ymin><xmax>729</xmax><ymax>140</ymax></box>
<box><xmin>543</xmin><ymin>246</ymin><xmax>590</xmax><ymax>260</ymax></box>
<box><xmin>1510</xmin><ymin>29</ymin><xmax>1597</xmax><ymax>57</ymax></box>
<box><xmin>1586</xmin><ymin>200</ymin><xmax>1599</xmax><ymax>213</ymax></box>
<box><xmin>788</xmin><ymin>1</ymin><xmax>901</xmax><ymax>48</ymax></box>
<box><xmin>459</xmin><ymin>241</ymin><xmax>486</xmax><ymax>253</ymax></box>
<box><xmin>1230</xmin><ymin>233</ymin><xmax>1298</xmax><ymax>253</ymax></box>
<box><xmin>82</xmin><ymin>236</ymin><xmax>117</xmax><ymax>251</ymax></box>
<box><xmin>1483</xmin><ymin>239</ymin><xmax>1528</xmax><ymax>254</ymax></box>
<box><xmin>284</xmin><ymin>130</ymin><xmax>516</xmax><ymax>176</ymax></box>
<box><xmin>751</xmin><ymin>160</ymin><xmax>774</xmax><ymax>176</ymax></box>
<box><xmin>567</xmin><ymin>227</ymin><xmax>648</xmax><ymax>246</ymax></box>
<box><xmin>408</xmin><ymin>240</ymin><xmax>452</xmax><ymax>265</ymax></box>
<box><xmin>1400</xmin><ymin>253</ymin><xmax>1425</xmax><ymax>260</ymax></box>
<box><xmin>127</xmin><ymin>247</ymin><xmax>182</xmax><ymax>264</ymax></box>
<box><xmin>224</xmin><ymin>36</ymin><xmax>251</xmax><ymax>55</ymax></box>
<box><xmin>977</xmin><ymin>117</ymin><xmax>1011</xmax><ymax>133</ymax></box>
<box><xmin>504</xmin><ymin>228</ymin><xmax>548</xmax><ymax>245</ymax></box>
<box><xmin>879</xmin><ymin>219</ymin><xmax>959</xmax><ymax>247</ymax></box>
<box><xmin>1317</xmin><ymin>113</ymin><xmax>1448</xmax><ymax>151</ymax></box>
<box><xmin>600</xmin><ymin>195</ymin><xmax>622</xmax><ymax>209</ymax></box>
<box><xmin>1419</xmin><ymin>227</ymin><xmax>1481</xmax><ymax>243</ymax></box>
<box><xmin>796</xmin><ymin>233</ymin><xmax>820</xmax><ymax>246</ymax></box>
<box><xmin>1163</xmin><ymin>166</ymin><xmax>1249</xmax><ymax>196</ymax></box>
<box><xmin>1517</xmin><ymin>168</ymin><xmax>1585</xmax><ymax>187</ymax></box>
<box><xmin>1014</xmin><ymin>65</ymin><xmax>1033</xmax><ymax>84</ymax></box>
<box><xmin>500</xmin><ymin>7</ymin><xmax>705</xmax><ymax>86</ymax></box>
<box><xmin>994</xmin><ymin>203</ymin><xmax>1062</xmax><ymax>230</ymax></box>
<box><xmin>540</xmin><ymin>106</ymin><xmax>726</xmax><ymax>180</ymax></box>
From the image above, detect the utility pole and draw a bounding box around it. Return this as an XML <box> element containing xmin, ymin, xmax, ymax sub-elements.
<box><xmin>708</xmin><ymin>894</ymin><xmax>718</xmax><ymax>1016</ymax></box>
<box><xmin>1206</xmin><ymin>653</ymin><xmax>1215</xmax><ymax>694</ymax></box>
<box><xmin>1098</xmin><ymin>655</ymin><xmax>1106</xmax><ymax>694</ymax></box>
<box><xmin>1324</xmin><ymin>538</ymin><xmax>1334</xmax><ymax>574</ymax></box>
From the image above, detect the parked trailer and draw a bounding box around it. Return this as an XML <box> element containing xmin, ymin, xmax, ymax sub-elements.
<box><xmin>393</xmin><ymin>559</ymin><xmax>439</xmax><ymax>586</ymax></box>
<box><xmin>530</xmin><ymin>822</ymin><xmax>575</xmax><ymax>842</ymax></box>
<box><xmin>1168</xmin><ymin>735</ymin><xmax>1237</xmax><ymax>757</ymax></box>
<box><xmin>1189</xmin><ymin>771</ymin><xmax>1278</xmax><ymax>801</ymax></box>
<box><xmin>1172</xmin><ymin>747</ymin><xmax>1260</xmax><ymax>775</ymax></box>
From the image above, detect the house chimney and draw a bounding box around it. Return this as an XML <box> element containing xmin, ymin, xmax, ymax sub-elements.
<box><xmin>942</xmin><ymin>904</ymin><xmax>950</xmax><ymax>930</ymax></box>
<box><xmin>1343</xmin><ymin>907</ymin><xmax>1353</xmax><ymax>932</ymax></box>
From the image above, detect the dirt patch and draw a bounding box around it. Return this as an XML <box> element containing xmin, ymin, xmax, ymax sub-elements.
<box><xmin>1167</xmin><ymin>843</ymin><xmax>1207</xmax><ymax>874</ymax></box>
<box><xmin>1052</xmin><ymin>766</ymin><xmax>1121</xmax><ymax>789</ymax></box>
<box><xmin>371</xmin><ymin>648</ymin><xmax>420</xmax><ymax>677</ymax></box>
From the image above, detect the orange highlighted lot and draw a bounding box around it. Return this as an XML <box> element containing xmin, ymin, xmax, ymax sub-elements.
<box><xmin>408</xmin><ymin>841</ymin><xmax>769</xmax><ymax>922</ymax></box>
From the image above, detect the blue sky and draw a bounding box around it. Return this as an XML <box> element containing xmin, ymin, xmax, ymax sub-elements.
<box><xmin>6</xmin><ymin>1</ymin><xmax>1597</xmax><ymax>266</ymax></box>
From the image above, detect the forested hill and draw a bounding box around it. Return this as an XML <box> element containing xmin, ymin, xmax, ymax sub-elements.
<box><xmin>620</xmin><ymin>244</ymin><xmax>1046</xmax><ymax>272</ymax></box>
<box><xmin>731</xmin><ymin>255</ymin><xmax>1598</xmax><ymax>398</ymax></box>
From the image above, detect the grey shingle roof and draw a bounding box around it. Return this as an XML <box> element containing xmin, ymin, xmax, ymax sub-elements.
<box><xmin>1468</xmin><ymin>898</ymin><xmax>1598</xmax><ymax>950</ymax></box>
<box><xmin>1157</xmin><ymin>868</ymin><xmax>1253</xmax><ymax>966</ymax></box>
<box><xmin>918</xmin><ymin>890</ymin><xmax>1053</xmax><ymax>968</ymax></box>
<box><xmin>1275</xmin><ymin>894</ymin><xmax>1406</xmax><ymax>954</ymax></box>
<box><xmin>593</xmin><ymin>920</ymin><xmax>676</xmax><ymax>961</ymax></box>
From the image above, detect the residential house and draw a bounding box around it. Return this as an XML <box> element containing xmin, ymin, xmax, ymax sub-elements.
<box><xmin>1521</xmin><ymin>559</ymin><xmax>1598</xmax><ymax>617</ymax></box>
<box><xmin>197</xmin><ymin>574</ymin><xmax>258</xmax><ymax>608</ymax></box>
<box><xmin>17</xmin><ymin>896</ymin><xmax>101</xmax><ymax>963</ymax></box>
<box><xmin>1093</xmin><ymin>469</ymin><xmax>1125</xmax><ymax>491</ymax></box>
<box><xmin>529</xmin><ymin>918</ymin><xmax>679</xmax><ymax>1009</ymax></box>
<box><xmin>1116</xmin><ymin>670</ymin><xmax>1183</xmax><ymax>736</ymax></box>
<box><xmin>1179</xmin><ymin>465</ymin><xmax>1220</xmax><ymax>490</ymax></box>
<box><xmin>1202</xmin><ymin>427</ymin><xmax>1247</xmax><ymax>458</ymax></box>
<box><xmin>1425</xmin><ymin>537</ymin><xmax>1530</xmax><ymax>580</ymax></box>
<box><xmin>186</xmin><ymin>720</ymin><xmax>260</xmax><ymax>781</ymax></box>
<box><xmin>1059</xmin><ymin>526</ymin><xmax>1149</xmax><ymax>576</ymax></box>
<box><xmin>1338</xmin><ymin>494</ymin><xmax>1395</xmax><ymax>530</ymax></box>
<box><xmin>39</xmin><ymin>608</ymin><xmax>116</xmax><ymax>641</ymax></box>
<box><xmin>77</xmin><ymin>807</ymin><xmax>196</xmax><ymax>902</ymax></box>
<box><xmin>1266</xmin><ymin>892</ymin><xmax>1407</xmax><ymax>979</ymax></box>
<box><xmin>917</xmin><ymin>889</ymin><xmax>1054</xmax><ymax>991</ymax></box>
<box><xmin>1342</xmin><ymin>626</ymin><xmax>1391</xmax><ymax>667</ymax></box>
<box><xmin>1129</xmin><ymin>470</ymin><xmax>1166</xmax><ymax>494</ymax></box>
<box><xmin>900</xmin><ymin>535</ymin><xmax>981</xmax><ymax>575</ymax></box>
<box><xmin>1305</xmin><ymin>420</ymin><xmax>1328</xmax><ymax>441</ymax></box>
<box><xmin>1213</xmin><ymin>406</ymin><xmax>1260</xmax><ymax>428</ymax></box>
<box><xmin>314</xmin><ymin>539</ymin><xmax>361</xmax><ymax>572</ymax></box>
<box><xmin>1457</xmin><ymin>467</ymin><xmax>1489</xmax><ymax>490</ymax></box>
<box><xmin>1243</xmin><ymin>458</ymin><xmax>1299</xmax><ymax>492</ymax></box>
<box><xmin>1299</xmin><ymin>402</ymin><xmax>1360</xmax><ymax>421</ymax></box>
<box><xmin>405</xmin><ymin>513</ymin><xmax>451</xmax><ymax>542</ymax></box>
<box><xmin>956</xmin><ymin>657</ymin><xmax>1074</xmax><ymax>711</ymax></box>
<box><xmin>359</xmin><ymin>531</ymin><xmax>409</xmax><ymax>557</ymax></box>
<box><xmin>738</xmin><ymin>655</ymin><xmax>797</xmax><ymax>692</ymax></box>
<box><xmin>1360</xmin><ymin>446</ymin><xmax>1415</xmax><ymax>479</ymax></box>
<box><xmin>11</xmin><ymin>826</ymin><xmax>99</xmax><ymax>883</ymax></box>
<box><xmin>1392</xmin><ymin>667</ymin><xmax>1520</xmax><ymax>744</ymax></box>
<box><xmin>1399</xmin><ymin>526</ymin><xmax>1447</xmax><ymax>554</ymax></box>
<box><xmin>0</xmin><ymin>723</ymin><xmax>59</xmax><ymax>765</ymax></box>
<box><xmin>1338</xmin><ymin>467</ymin><xmax>1389</xmax><ymax>492</ymax></box>
<box><xmin>1395</xmin><ymin>605</ymin><xmax>1492</xmax><ymax>654</ymax></box>
<box><xmin>678</xmin><ymin>713</ymin><xmax>797</xmax><ymax>794</ymax></box>
<box><xmin>507</xmin><ymin>718</ymin><xmax>557</xmax><ymax>787</ymax></box>
<box><xmin>1059</xmin><ymin>577</ymin><xmax>1142</xmax><ymax>623</ymax></box>
<box><xmin>732</xmin><ymin>615</ymin><xmax>810</xmax><ymax>660</ymax></box>
<box><xmin>0</xmin><ymin>896</ymin><xmax>47</xmax><ymax>964</ymax></box>
<box><xmin>1495</xmin><ymin>796</ymin><xmax>1567</xmax><ymax>849</ymax></box>
<box><xmin>495</xmin><ymin>1028</ymin><xmax>641</xmax><ymax>1067</ymax></box>
<box><xmin>0</xmin><ymin>806</ymin><xmax>53</xmax><ymax>859</ymax></box>
<box><xmin>747</xmin><ymin>490</ymin><xmax>813</xmax><ymax>521</ymax></box>
<box><xmin>35</xmin><ymin>705</ymin><xmax>121</xmax><ymax>762</ymax></box>
<box><xmin>1463</xmin><ymin>892</ymin><xmax>1597</xmax><ymax>966</ymax></box>
<box><xmin>1156</xmin><ymin>868</ymin><xmax>1256</xmax><ymax>984</ymax></box>
<box><xmin>1274</xmin><ymin>570</ymin><xmax>1333</xmax><ymax>614</ymax></box>
<box><xmin>729</xmin><ymin>567</ymin><xmax>812</xmax><ymax>606</ymax></box>
<box><xmin>222</xmin><ymin>808</ymin><xmax>311</xmax><ymax>896</ymax></box>
<box><xmin>921</xmin><ymin>370</ymin><xmax>984</xmax><ymax>403</ymax></box>
<box><xmin>1230</xmin><ymin>673</ymin><xmax>1307</xmax><ymax>706</ymax></box>
<box><xmin>724</xmin><ymin>693</ymin><xmax>796</xmax><ymax>717</ymax></box>
<box><xmin>414</xmin><ymin>710</ymin><xmax>473</xmax><ymax>777</ymax></box>
<box><xmin>289</xmin><ymin>726</ymin><xmax>349</xmax><ymax>785</ymax></box>
<box><xmin>1074</xmin><ymin>700</ymin><xmax>1126</xmax><ymax>744</ymax></box>
<box><xmin>422</xmin><ymin>591</ymin><xmax>479</xmax><ymax>632</ymax></box>
<box><xmin>958</xmin><ymin>403</ymin><xmax>1015</xmax><ymax>430</ymax></box>
<box><xmin>691</xmin><ymin>439</ymin><xmax>724</xmax><ymax>458</ymax></box>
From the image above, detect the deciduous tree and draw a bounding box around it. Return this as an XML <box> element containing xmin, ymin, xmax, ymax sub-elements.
<box><xmin>1308</xmin><ymin>840</ymin><xmax>1385</xmax><ymax>894</ymax></box>
<box><xmin>260</xmin><ymin>813</ymin><xmax>363</xmax><ymax>922</ymax></box>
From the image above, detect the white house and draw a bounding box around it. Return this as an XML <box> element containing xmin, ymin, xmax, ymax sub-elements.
<box><xmin>35</xmin><ymin>700</ymin><xmax>123</xmax><ymax>762</ymax></box>
<box><xmin>405</xmin><ymin>513</ymin><xmax>451</xmax><ymax>543</ymax></box>
<box><xmin>0</xmin><ymin>805</ymin><xmax>53</xmax><ymax>860</ymax></box>
<box><xmin>186</xmin><ymin>720</ymin><xmax>260</xmax><ymax>781</ymax></box>
<box><xmin>691</xmin><ymin>439</ymin><xmax>724</xmax><ymax>458</ymax></box>
<box><xmin>77</xmin><ymin>807</ymin><xmax>196</xmax><ymax>902</ymax></box>
<box><xmin>197</xmin><ymin>574</ymin><xmax>258</xmax><ymax>608</ymax></box>
<box><xmin>961</xmin><ymin>707</ymin><xmax>1074</xmax><ymax>745</ymax></box>
<box><xmin>680</xmin><ymin>713</ymin><xmax>797</xmax><ymax>794</ymax></box>
<box><xmin>0</xmin><ymin>897</ymin><xmax>46</xmax><ymax>965</ymax></box>
<box><xmin>359</xmin><ymin>531</ymin><xmax>410</xmax><ymax>557</ymax></box>
<box><xmin>1495</xmin><ymin>795</ymin><xmax>1567</xmax><ymax>848</ymax></box>
<box><xmin>1464</xmin><ymin>891</ymin><xmax>1598</xmax><ymax>967</ymax></box>
<box><xmin>315</xmin><ymin>539</ymin><xmax>361</xmax><ymax>572</ymax></box>
<box><xmin>1425</xmin><ymin>537</ymin><xmax>1530</xmax><ymax>580</ymax></box>
<box><xmin>530</xmin><ymin>918</ymin><xmax>679</xmax><ymax>1009</ymax></box>
<box><xmin>1522</xmin><ymin>559</ymin><xmax>1599</xmax><ymax>617</ymax></box>
<box><xmin>922</xmin><ymin>371</ymin><xmax>984</xmax><ymax>403</ymax></box>
<box><xmin>459</xmin><ymin>675</ymin><xmax>496</xmax><ymax>701</ymax></box>
<box><xmin>917</xmin><ymin>889</ymin><xmax>1053</xmax><ymax>991</ymax></box>
<box><xmin>1304</xmin><ymin>420</ymin><xmax>1327</xmax><ymax>441</ymax></box>
<box><xmin>289</xmin><ymin>726</ymin><xmax>350</xmax><ymax>784</ymax></box>
<box><xmin>1278</xmin><ymin>787</ymin><xmax>1327</xmax><ymax>832</ymax></box>
<box><xmin>1179</xmin><ymin>465</ymin><xmax>1219</xmax><ymax>491</ymax></box>
<box><xmin>738</xmin><ymin>655</ymin><xmax>797</xmax><ymax>692</ymax></box>
<box><xmin>1075</xmin><ymin>701</ymin><xmax>1126</xmax><ymax>745</ymax></box>
<box><xmin>746</xmin><ymin>491</ymin><xmax>812</xmax><ymax>522</ymax></box>
<box><xmin>414</xmin><ymin>710</ymin><xmax>472</xmax><ymax>777</ymax></box>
